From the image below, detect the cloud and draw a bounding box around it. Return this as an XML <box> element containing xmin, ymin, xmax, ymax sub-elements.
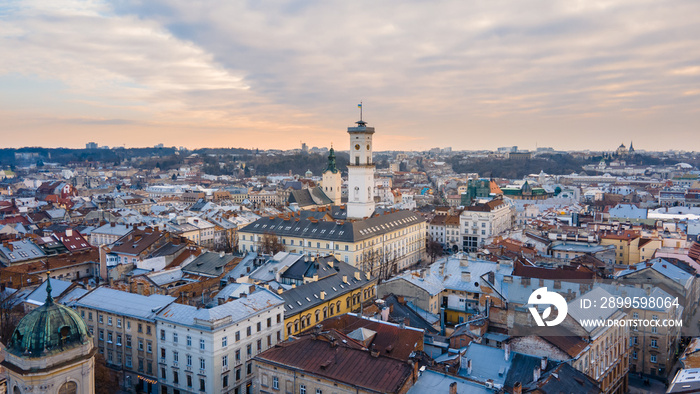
<box><xmin>1</xmin><ymin>0</ymin><xmax>700</xmax><ymax>150</ymax></box>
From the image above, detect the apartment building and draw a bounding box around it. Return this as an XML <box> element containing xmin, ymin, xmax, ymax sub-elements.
<box><xmin>72</xmin><ymin>287</ymin><xmax>176</xmax><ymax>393</ymax></box>
<box><xmin>460</xmin><ymin>198</ymin><xmax>514</xmax><ymax>252</ymax></box>
<box><xmin>156</xmin><ymin>288</ymin><xmax>284</xmax><ymax>394</ymax></box>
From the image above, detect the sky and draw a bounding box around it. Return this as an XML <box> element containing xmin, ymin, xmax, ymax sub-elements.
<box><xmin>1</xmin><ymin>0</ymin><xmax>699</xmax><ymax>152</ymax></box>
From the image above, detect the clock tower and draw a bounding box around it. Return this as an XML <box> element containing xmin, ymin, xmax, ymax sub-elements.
<box><xmin>347</xmin><ymin>117</ymin><xmax>376</xmax><ymax>219</ymax></box>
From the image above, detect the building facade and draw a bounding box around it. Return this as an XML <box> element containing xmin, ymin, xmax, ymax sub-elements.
<box><xmin>155</xmin><ymin>289</ymin><xmax>285</xmax><ymax>394</ymax></box>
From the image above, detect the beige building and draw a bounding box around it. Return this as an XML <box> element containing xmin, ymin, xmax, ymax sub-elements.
<box><xmin>73</xmin><ymin>287</ymin><xmax>175</xmax><ymax>394</ymax></box>
<box><xmin>238</xmin><ymin>209</ymin><xmax>426</xmax><ymax>278</ymax></box>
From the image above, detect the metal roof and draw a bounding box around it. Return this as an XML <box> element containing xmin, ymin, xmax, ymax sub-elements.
<box><xmin>156</xmin><ymin>288</ymin><xmax>283</xmax><ymax>330</ymax></box>
<box><xmin>74</xmin><ymin>287</ymin><xmax>175</xmax><ymax>321</ymax></box>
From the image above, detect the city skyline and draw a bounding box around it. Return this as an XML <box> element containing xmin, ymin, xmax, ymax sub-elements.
<box><xmin>2</xmin><ymin>0</ymin><xmax>700</xmax><ymax>151</ymax></box>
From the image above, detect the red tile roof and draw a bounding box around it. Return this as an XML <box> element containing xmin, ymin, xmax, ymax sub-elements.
<box><xmin>256</xmin><ymin>330</ymin><xmax>414</xmax><ymax>393</ymax></box>
<box><xmin>307</xmin><ymin>314</ymin><xmax>423</xmax><ymax>361</ymax></box>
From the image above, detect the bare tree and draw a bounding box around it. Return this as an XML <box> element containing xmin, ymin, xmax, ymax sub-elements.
<box><xmin>0</xmin><ymin>294</ymin><xmax>22</xmax><ymax>346</ymax></box>
<box><xmin>426</xmin><ymin>240</ymin><xmax>443</xmax><ymax>264</ymax></box>
<box><xmin>257</xmin><ymin>231</ymin><xmax>284</xmax><ymax>255</ymax></box>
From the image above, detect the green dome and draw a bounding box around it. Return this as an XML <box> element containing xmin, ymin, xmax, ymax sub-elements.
<box><xmin>7</xmin><ymin>279</ymin><xmax>90</xmax><ymax>358</ymax></box>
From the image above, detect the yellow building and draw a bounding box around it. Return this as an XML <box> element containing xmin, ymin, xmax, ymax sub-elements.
<box><xmin>600</xmin><ymin>230</ymin><xmax>661</xmax><ymax>265</ymax></box>
<box><xmin>278</xmin><ymin>256</ymin><xmax>377</xmax><ymax>339</ymax></box>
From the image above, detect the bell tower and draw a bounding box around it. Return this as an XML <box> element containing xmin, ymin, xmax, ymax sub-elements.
<box><xmin>321</xmin><ymin>146</ymin><xmax>342</xmax><ymax>205</ymax></box>
<box><xmin>346</xmin><ymin>106</ymin><xmax>376</xmax><ymax>219</ymax></box>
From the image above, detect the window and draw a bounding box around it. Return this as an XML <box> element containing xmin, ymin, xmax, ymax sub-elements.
<box><xmin>186</xmin><ymin>335</ymin><xmax>192</xmax><ymax>347</ymax></box>
<box><xmin>651</xmin><ymin>355</ymin><xmax>657</xmax><ymax>363</ymax></box>
<box><xmin>147</xmin><ymin>341</ymin><xmax>152</xmax><ymax>353</ymax></box>
<box><xmin>138</xmin><ymin>323</ymin><xmax>142</xmax><ymax>333</ymax></box>
<box><xmin>161</xmin><ymin>330</ymin><xmax>166</xmax><ymax>340</ymax></box>
<box><xmin>235</xmin><ymin>349</ymin><xmax>241</xmax><ymax>362</ymax></box>
<box><xmin>247</xmin><ymin>362</ymin><xmax>252</xmax><ymax>375</ymax></box>
<box><xmin>187</xmin><ymin>354</ymin><xmax>192</xmax><ymax>366</ymax></box>
<box><xmin>173</xmin><ymin>371</ymin><xmax>179</xmax><ymax>384</ymax></box>
<box><xmin>235</xmin><ymin>331</ymin><xmax>240</xmax><ymax>342</ymax></box>
<box><xmin>257</xmin><ymin>322</ymin><xmax>261</xmax><ymax>332</ymax></box>
<box><xmin>107</xmin><ymin>332</ymin><xmax>113</xmax><ymax>343</ymax></box>
<box><xmin>187</xmin><ymin>375</ymin><xmax>192</xmax><ymax>388</ymax></box>
<box><xmin>199</xmin><ymin>358</ymin><xmax>205</xmax><ymax>370</ymax></box>
<box><xmin>222</xmin><ymin>355</ymin><xmax>228</xmax><ymax>367</ymax></box>
<box><xmin>173</xmin><ymin>351</ymin><xmax>179</xmax><ymax>362</ymax></box>
<box><xmin>300</xmin><ymin>384</ymin><xmax>307</xmax><ymax>394</ymax></box>
<box><xmin>223</xmin><ymin>374</ymin><xmax>229</xmax><ymax>388</ymax></box>
<box><xmin>138</xmin><ymin>339</ymin><xmax>144</xmax><ymax>351</ymax></box>
<box><xmin>127</xmin><ymin>321</ymin><xmax>131</xmax><ymax>330</ymax></box>
<box><xmin>236</xmin><ymin>367</ymin><xmax>241</xmax><ymax>381</ymax></box>
<box><xmin>267</xmin><ymin>317</ymin><xmax>271</xmax><ymax>328</ymax></box>
<box><xmin>173</xmin><ymin>333</ymin><xmax>178</xmax><ymax>343</ymax></box>
<box><xmin>277</xmin><ymin>314</ymin><xmax>281</xmax><ymax>324</ymax></box>
<box><xmin>117</xmin><ymin>318</ymin><xmax>122</xmax><ymax>328</ymax></box>
<box><xmin>117</xmin><ymin>334</ymin><xmax>122</xmax><ymax>346</ymax></box>
<box><xmin>161</xmin><ymin>348</ymin><xmax>166</xmax><ymax>359</ymax></box>
<box><xmin>199</xmin><ymin>378</ymin><xmax>205</xmax><ymax>392</ymax></box>
<box><xmin>222</xmin><ymin>336</ymin><xmax>228</xmax><ymax>348</ymax></box>
<box><xmin>257</xmin><ymin>339</ymin><xmax>262</xmax><ymax>352</ymax></box>
<box><xmin>99</xmin><ymin>314</ymin><xmax>103</xmax><ymax>324</ymax></box>
<box><xmin>88</xmin><ymin>312</ymin><xmax>93</xmax><ymax>321</ymax></box>
<box><xmin>652</xmin><ymin>326</ymin><xmax>658</xmax><ymax>334</ymax></box>
<box><xmin>138</xmin><ymin>358</ymin><xmax>144</xmax><ymax>372</ymax></box>
<box><xmin>316</xmin><ymin>390</ymin><xmax>322</xmax><ymax>394</ymax></box>
<box><xmin>99</xmin><ymin>330</ymin><xmax>104</xmax><ymax>341</ymax></box>
<box><xmin>246</xmin><ymin>326</ymin><xmax>251</xmax><ymax>337</ymax></box>
<box><xmin>161</xmin><ymin>367</ymin><xmax>166</xmax><ymax>379</ymax></box>
<box><xmin>147</xmin><ymin>326</ymin><xmax>151</xmax><ymax>335</ymax></box>
<box><xmin>273</xmin><ymin>377</ymin><xmax>279</xmax><ymax>390</ymax></box>
<box><xmin>200</xmin><ymin>339</ymin><xmax>205</xmax><ymax>350</ymax></box>
<box><xmin>126</xmin><ymin>335</ymin><xmax>132</xmax><ymax>348</ymax></box>
<box><xmin>651</xmin><ymin>339</ymin><xmax>658</xmax><ymax>348</ymax></box>
<box><xmin>126</xmin><ymin>355</ymin><xmax>132</xmax><ymax>368</ymax></box>
<box><xmin>247</xmin><ymin>344</ymin><xmax>252</xmax><ymax>356</ymax></box>
<box><xmin>108</xmin><ymin>316</ymin><xmax>112</xmax><ymax>326</ymax></box>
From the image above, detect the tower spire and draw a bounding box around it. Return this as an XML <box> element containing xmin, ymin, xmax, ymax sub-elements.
<box><xmin>358</xmin><ymin>102</ymin><xmax>363</xmax><ymax>122</ymax></box>
<box><xmin>45</xmin><ymin>272</ymin><xmax>54</xmax><ymax>305</ymax></box>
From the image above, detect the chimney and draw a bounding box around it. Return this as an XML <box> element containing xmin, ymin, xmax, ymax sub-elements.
<box><xmin>320</xmin><ymin>291</ymin><xmax>325</xmax><ymax>300</ymax></box>
<box><xmin>466</xmin><ymin>359</ymin><xmax>472</xmax><ymax>375</ymax></box>
<box><xmin>354</xmin><ymin>272</ymin><xmax>361</xmax><ymax>280</ymax></box>
<box><xmin>66</xmin><ymin>228</ymin><xmax>73</xmax><ymax>237</ymax></box>
<box><xmin>449</xmin><ymin>382</ymin><xmax>457</xmax><ymax>394</ymax></box>
<box><xmin>342</xmin><ymin>275</ymin><xmax>348</xmax><ymax>284</ymax></box>
<box><xmin>513</xmin><ymin>382</ymin><xmax>522</xmax><ymax>394</ymax></box>
<box><xmin>541</xmin><ymin>356</ymin><xmax>548</xmax><ymax>370</ymax></box>
<box><xmin>219</xmin><ymin>251</ymin><xmax>225</xmax><ymax>258</ymax></box>
<box><xmin>328</xmin><ymin>260</ymin><xmax>333</xmax><ymax>268</ymax></box>
<box><xmin>504</xmin><ymin>342</ymin><xmax>510</xmax><ymax>361</ymax></box>
<box><xmin>533</xmin><ymin>366</ymin><xmax>541</xmax><ymax>382</ymax></box>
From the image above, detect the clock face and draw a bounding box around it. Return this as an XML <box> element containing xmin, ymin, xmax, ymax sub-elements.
<box><xmin>355</xmin><ymin>144</ymin><xmax>360</xmax><ymax>150</ymax></box>
<box><xmin>366</xmin><ymin>144</ymin><xmax>370</xmax><ymax>150</ymax></box>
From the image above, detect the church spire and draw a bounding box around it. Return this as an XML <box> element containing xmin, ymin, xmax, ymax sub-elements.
<box><xmin>45</xmin><ymin>272</ymin><xmax>54</xmax><ymax>305</ymax></box>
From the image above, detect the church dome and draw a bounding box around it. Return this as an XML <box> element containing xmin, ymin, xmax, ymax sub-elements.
<box><xmin>6</xmin><ymin>279</ymin><xmax>90</xmax><ymax>358</ymax></box>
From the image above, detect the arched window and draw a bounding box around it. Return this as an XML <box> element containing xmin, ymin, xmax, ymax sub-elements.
<box><xmin>315</xmin><ymin>310</ymin><xmax>320</xmax><ymax>323</ymax></box>
<box><xmin>58</xmin><ymin>381</ymin><xmax>78</xmax><ymax>394</ymax></box>
<box><xmin>294</xmin><ymin>320</ymin><xmax>299</xmax><ymax>332</ymax></box>
<box><xmin>287</xmin><ymin>323</ymin><xmax>293</xmax><ymax>336</ymax></box>
<box><xmin>323</xmin><ymin>307</ymin><xmax>328</xmax><ymax>319</ymax></box>
<box><xmin>336</xmin><ymin>301</ymin><xmax>341</xmax><ymax>312</ymax></box>
<box><xmin>346</xmin><ymin>297</ymin><xmax>351</xmax><ymax>308</ymax></box>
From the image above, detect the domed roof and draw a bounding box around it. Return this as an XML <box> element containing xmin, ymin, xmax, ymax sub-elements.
<box><xmin>7</xmin><ymin>277</ymin><xmax>90</xmax><ymax>358</ymax></box>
